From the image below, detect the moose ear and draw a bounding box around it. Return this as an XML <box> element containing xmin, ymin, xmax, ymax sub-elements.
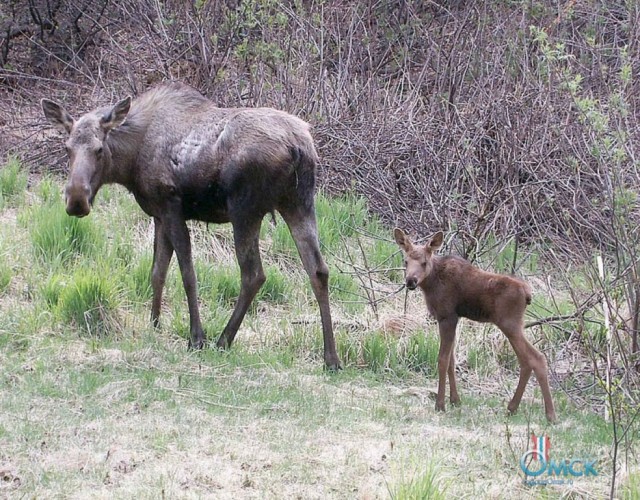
<box><xmin>428</xmin><ymin>231</ymin><xmax>444</xmax><ymax>250</ymax></box>
<box><xmin>101</xmin><ymin>96</ymin><xmax>131</xmax><ymax>131</ymax></box>
<box><xmin>41</xmin><ymin>99</ymin><xmax>74</xmax><ymax>134</ymax></box>
<box><xmin>394</xmin><ymin>228</ymin><xmax>412</xmax><ymax>251</ymax></box>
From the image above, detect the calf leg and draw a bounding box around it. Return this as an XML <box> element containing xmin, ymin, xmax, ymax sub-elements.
<box><xmin>281</xmin><ymin>206</ymin><xmax>340</xmax><ymax>370</ymax></box>
<box><xmin>162</xmin><ymin>213</ymin><xmax>205</xmax><ymax>349</ymax></box>
<box><xmin>449</xmin><ymin>349</ymin><xmax>460</xmax><ymax>405</ymax></box>
<box><xmin>151</xmin><ymin>217</ymin><xmax>174</xmax><ymax>328</ymax></box>
<box><xmin>216</xmin><ymin>217</ymin><xmax>265</xmax><ymax>350</ymax></box>
<box><xmin>436</xmin><ymin>317</ymin><xmax>458</xmax><ymax>412</ymax></box>
<box><xmin>502</xmin><ymin>325</ymin><xmax>557</xmax><ymax>423</ymax></box>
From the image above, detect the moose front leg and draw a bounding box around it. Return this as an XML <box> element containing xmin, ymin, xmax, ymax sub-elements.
<box><xmin>151</xmin><ymin>217</ymin><xmax>174</xmax><ymax>328</ymax></box>
<box><xmin>436</xmin><ymin>317</ymin><xmax>458</xmax><ymax>412</ymax></box>
<box><xmin>163</xmin><ymin>213</ymin><xmax>206</xmax><ymax>350</ymax></box>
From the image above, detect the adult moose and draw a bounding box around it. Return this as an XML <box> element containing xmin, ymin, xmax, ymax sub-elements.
<box><xmin>42</xmin><ymin>82</ymin><xmax>341</xmax><ymax>370</ymax></box>
<box><xmin>394</xmin><ymin>228</ymin><xmax>556</xmax><ymax>422</ymax></box>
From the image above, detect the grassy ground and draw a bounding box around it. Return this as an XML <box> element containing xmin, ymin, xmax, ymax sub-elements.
<box><xmin>0</xmin><ymin>161</ymin><xmax>633</xmax><ymax>498</ymax></box>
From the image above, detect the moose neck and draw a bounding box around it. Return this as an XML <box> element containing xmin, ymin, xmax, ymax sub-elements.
<box><xmin>420</xmin><ymin>254</ymin><xmax>442</xmax><ymax>292</ymax></box>
<box><xmin>101</xmin><ymin>120</ymin><xmax>146</xmax><ymax>190</ymax></box>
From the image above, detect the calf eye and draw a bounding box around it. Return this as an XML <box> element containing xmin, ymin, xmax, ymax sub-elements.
<box><xmin>96</xmin><ymin>147</ymin><xmax>103</xmax><ymax>155</ymax></box>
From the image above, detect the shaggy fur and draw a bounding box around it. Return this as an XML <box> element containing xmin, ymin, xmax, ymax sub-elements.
<box><xmin>42</xmin><ymin>82</ymin><xmax>340</xmax><ymax>369</ymax></box>
<box><xmin>395</xmin><ymin>228</ymin><xmax>556</xmax><ymax>422</ymax></box>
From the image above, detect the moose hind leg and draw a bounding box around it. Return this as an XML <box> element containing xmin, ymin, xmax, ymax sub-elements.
<box><xmin>281</xmin><ymin>207</ymin><xmax>340</xmax><ymax>370</ymax></box>
<box><xmin>529</xmin><ymin>346</ymin><xmax>556</xmax><ymax>423</ymax></box>
<box><xmin>504</xmin><ymin>326</ymin><xmax>556</xmax><ymax>422</ymax></box>
<box><xmin>216</xmin><ymin>217</ymin><xmax>265</xmax><ymax>350</ymax></box>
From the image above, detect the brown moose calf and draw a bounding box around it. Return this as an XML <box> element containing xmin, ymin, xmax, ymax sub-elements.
<box><xmin>394</xmin><ymin>228</ymin><xmax>556</xmax><ymax>423</ymax></box>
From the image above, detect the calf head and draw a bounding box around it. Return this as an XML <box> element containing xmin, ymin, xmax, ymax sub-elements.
<box><xmin>41</xmin><ymin>97</ymin><xmax>131</xmax><ymax>217</ymax></box>
<box><xmin>394</xmin><ymin>228</ymin><xmax>443</xmax><ymax>290</ymax></box>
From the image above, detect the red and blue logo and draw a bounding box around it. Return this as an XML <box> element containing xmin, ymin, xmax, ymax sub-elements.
<box><xmin>530</xmin><ymin>433</ymin><xmax>551</xmax><ymax>462</ymax></box>
<box><xmin>520</xmin><ymin>434</ymin><xmax>598</xmax><ymax>486</ymax></box>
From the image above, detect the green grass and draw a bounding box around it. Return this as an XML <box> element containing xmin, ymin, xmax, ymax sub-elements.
<box><xmin>0</xmin><ymin>260</ymin><xmax>11</xmax><ymax>294</ymax></box>
<box><xmin>315</xmin><ymin>193</ymin><xmax>367</xmax><ymax>251</ymax></box>
<box><xmin>257</xmin><ymin>265</ymin><xmax>289</xmax><ymax>303</ymax></box>
<box><xmin>34</xmin><ymin>174</ymin><xmax>61</xmax><ymax>204</ymax></box>
<box><xmin>330</xmin><ymin>270</ymin><xmax>365</xmax><ymax>313</ymax></box>
<box><xmin>388</xmin><ymin>461</ymin><xmax>449</xmax><ymax>500</ymax></box>
<box><xmin>363</xmin><ymin>331</ymin><xmax>398</xmax><ymax>372</ymax></box>
<box><xmin>369</xmin><ymin>235</ymin><xmax>404</xmax><ymax>282</ymax></box>
<box><xmin>28</xmin><ymin>203</ymin><xmax>104</xmax><ymax>265</ymax></box>
<box><xmin>215</xmin><ymin>267</ymin><xmax>244</xmax><ymax>306</ymax></box>
<box><xmin>467</xmin><ymin>344</ymin><xmax>493</xmax><ymax>376</ymax></box>
<box><xmin>622</xmin><ymin>470</ymin><xmax>640</xmax><ymax>499</ymax></box>
<box><xmin>41</xmin><ymin>272</ymin><xmax>66</xmax><ymax>307</ymax></box>
<box><xmin>55</xmin><ymin>267</ymin><xmax>122</xmax><ymax>336</ymax></box>
<box><xmin>403</xmin><ymin>331</ymin><xmax>440</xmax><ymax>375</ymax></box>
<box><xmin>125</xmin><ymin>251</ymin><xmax>154</xmax><ymax>302</ymax></box>
<box><xmin>0</xmin><ymin>156</ymin><xmax>28</xmax><ymax>207</ymax></box>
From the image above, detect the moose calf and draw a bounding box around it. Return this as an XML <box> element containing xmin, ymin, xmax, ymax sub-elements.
<box><xmin>394</xmin><ymin>228</ymin><xmax>556</xmax><ymax>422</ymax></box>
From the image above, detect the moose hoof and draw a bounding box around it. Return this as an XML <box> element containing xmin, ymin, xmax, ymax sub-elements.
<box><xmin>188</xmin><ymin>337</ymin><xmax>206</xmax><ymax>350</ymax></box>
<box><xmin>450</xmin><ymin>398</ymin><xmax>461</xmax><ymax>407</ymax></box>
<box><xmin>215</xmin><ymin>337</ymin><xmax>230</xmax><ymax>351</ymax></box>
<box><xmin>324</xmin><ymin>361</ymin><xmax>343</xmax><ymax>372</ymax></box>
<box><xmin>323</xmin><ymin>353</ymin><xmax>342</xmax><ymax>372</ymax></box>
<box><xmin>435</xmin><ymin>402</ymin><xmax>446</xmax><ymax>413</ymax></box>
<box><xmin>546</xmin><ymin>412</ymin><xmax>558</xmax><ymax>424</ymax></box>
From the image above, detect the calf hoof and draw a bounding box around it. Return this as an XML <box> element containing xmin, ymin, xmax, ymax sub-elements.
<box><xmin>450</xmin><ymin>397</ymin><xmax>461</xmax><ymax>407</ymax></box>
<box><xmin>546</xmin><ymin>411</ymin><xmax>558</xmax><ymax>424</ymax></box>
<box><xmin>435</xmin><ymin>402</ymin><xmax>446</xmax><ymax>412</ymax></box>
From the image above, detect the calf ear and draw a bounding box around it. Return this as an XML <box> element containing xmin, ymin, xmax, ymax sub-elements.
<box><xmin>394</xmin><ymin>228</ymin><xmax>411</xmax><ymax>251</ymax></box>
<box><xmin>41</xmin><ymin>99</ymin><xmax>74</xmax><ymax>134</ymax></box>
<box><xmin>428</xmin><ymin>231</ymin><xmax>444</xmax><ymax>250</ymax></box>
<box><xmin>101</xmin><ymin>96</ymin><xmax>131</xmax><ymax>131</ymax></box>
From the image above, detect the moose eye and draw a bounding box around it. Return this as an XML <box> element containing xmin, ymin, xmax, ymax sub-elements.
<box><xmin>96</xmin><ymin>147</ymin><xmax>103</xmax><ymax>155</ymax></box>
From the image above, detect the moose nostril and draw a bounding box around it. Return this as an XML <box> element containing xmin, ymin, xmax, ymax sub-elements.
<box><xmin>406</xmin><ymin>278</ymin><xmax>418</xmax><ymax>290</ymax></box>
<box><xmin>66</xmin><ymin>198</ymin><xmax>90</xmax><ymax>217</ymax></box>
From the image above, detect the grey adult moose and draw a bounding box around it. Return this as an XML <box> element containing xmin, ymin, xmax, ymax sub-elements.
<box><xmin>394</xmin><ymin>228</ymin><xmax>556</xmax><ymax>422</ymax></box>
<box><xmin>41</xmin><ymin>82</ymin><xmax>341</xmax><ymax>370</ymax></box>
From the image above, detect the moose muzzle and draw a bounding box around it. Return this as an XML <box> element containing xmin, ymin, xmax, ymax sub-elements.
<box><xmin>65</xmin><ymin>182</ymin><xmax>92</xmax><ymax>217</ymax></box>
<box><xmin>406</xmin><ymin>277</ymin><xmax>418</xmax><ymax>290</ymax></box>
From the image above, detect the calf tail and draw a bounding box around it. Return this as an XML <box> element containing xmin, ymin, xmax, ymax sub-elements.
<box><xmin>524</xmin><ymin>282</ymin><xmax>532</xmax><ymax>305</ymax></box>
